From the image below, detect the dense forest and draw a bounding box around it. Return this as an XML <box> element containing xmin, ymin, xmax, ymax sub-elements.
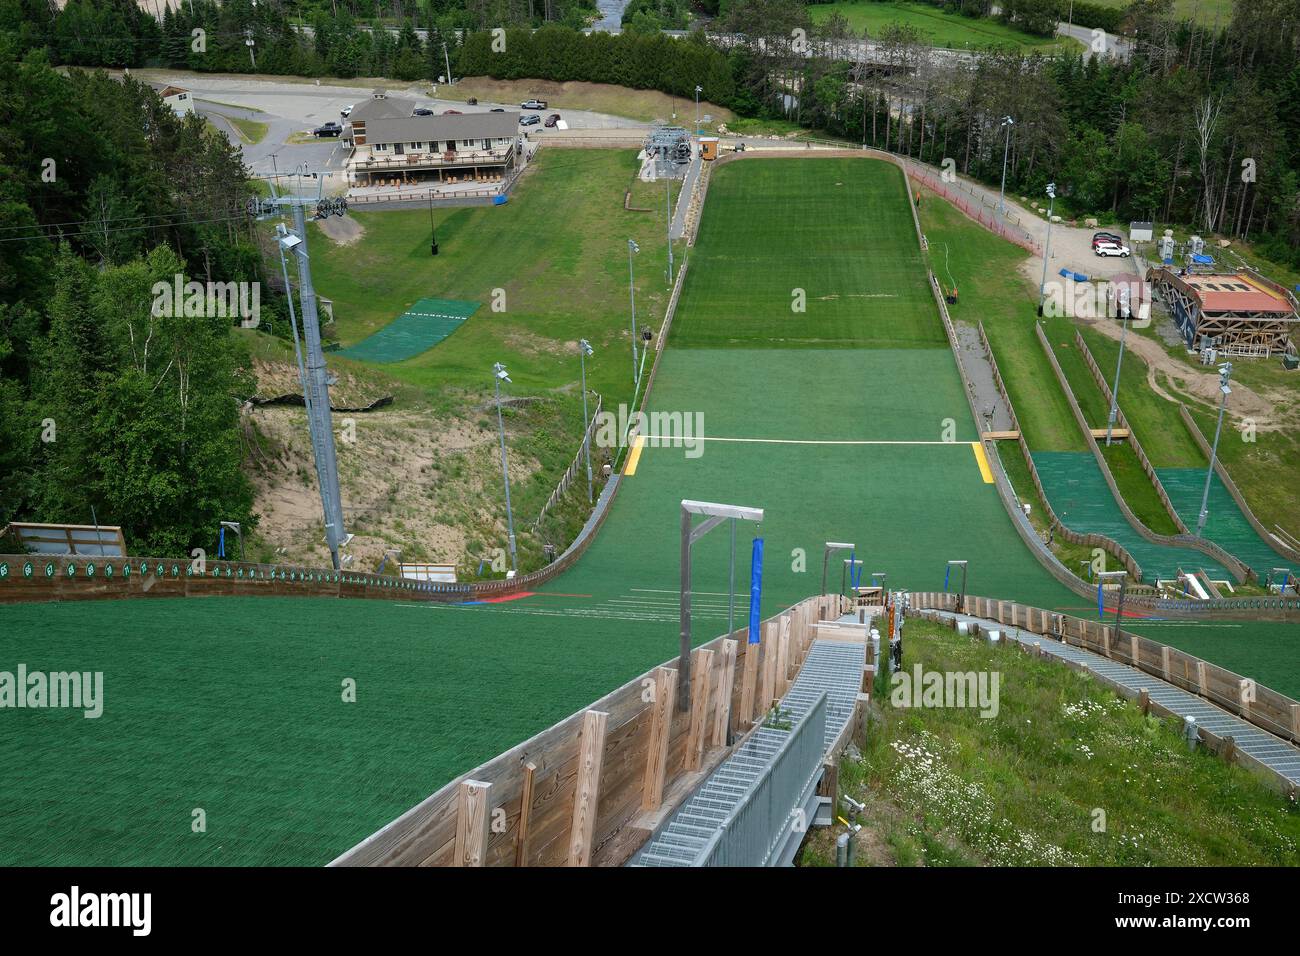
<box><xmin>0</xmin><ymin>44</ymin><xmax>265</xmax><ymax>552</ymax></box>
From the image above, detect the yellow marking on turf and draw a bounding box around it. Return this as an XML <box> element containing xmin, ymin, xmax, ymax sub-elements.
<box><xmin>625</xmin><ymin>435</ymin><xmax>646</xmax><ymax>475</ymax></box>
<box><xmin>971</xmin><ymin>442</ymin><xmax>994</xmax><ymax>484</ymax></box>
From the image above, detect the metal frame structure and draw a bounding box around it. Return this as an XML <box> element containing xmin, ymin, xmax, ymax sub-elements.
<box><xmin>820</xmin><ymin>542</ymin><xmax>855</xmax><ymax>597</ymax></box>
<box><xmin>680</xmin><ymin>500</ymin><xmax>764</xmax><ymax>710</ymax></box>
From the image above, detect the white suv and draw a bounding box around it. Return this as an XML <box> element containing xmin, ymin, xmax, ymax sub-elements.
<box><xmin>1095</xmin><ymin>243</ymin><xmax>1131</xmax><ymax>258</ymax></box>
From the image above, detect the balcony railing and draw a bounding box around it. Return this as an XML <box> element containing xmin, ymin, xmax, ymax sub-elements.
<box><xmin>353</xmin><ymin>149</ymin><xmax>512</xmax><ymax>171</ymax></box>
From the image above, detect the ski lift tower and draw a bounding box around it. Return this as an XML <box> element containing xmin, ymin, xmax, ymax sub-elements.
<box><xmin>250</xmin><ymin>168</ymin><xmax>352</xmax><ymax>569</ymax></box>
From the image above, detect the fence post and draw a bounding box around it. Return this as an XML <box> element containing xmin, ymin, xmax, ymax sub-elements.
<box><xmin>686</xmin><ymin>649</ymin><xmax>715</xmax><ymax>771</ymax></box>
<box><xmin>514</xmin><ymin>762</ymin><xmax>536</xmax><ymax>867</ymax></box>
<box><xmin>761</xmin><ymin>621</ymin><xmax>778</xmax><ymax>713</ymax></box>
<box><xmin>713</xmin><ymin>639</ymin><xmax>738</xmax><ymax>747</ymax></box>
<box><xmin>642</xmin><ymin>668</ymin><xmax>678</xmax><ymax>812</ymax></box>
<box><xmin>454</xmin><ymin>779</ymin><xmax>492</xmax><ymax>867</ymax></box>
<box><xmin>740</xmin><ymin>639</ymin><xmax>759</xmax><ymax>727</ymax></box>
<box><xmin>567</xmin><ymin>709</ymin><xmax>608</xmax><ymax>866</ymax></box>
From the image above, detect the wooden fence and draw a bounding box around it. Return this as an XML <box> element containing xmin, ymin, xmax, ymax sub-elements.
<box><xmin>912</xmin><ymin>591</ymin><xmax>1300</xmax><ymax>754</ymax></box>
<box><xmin>330</xmin><ymin>593</ymin><xmax>848</xmax><ymax>866</ymax></box>
<box><xmin>532</xmin><ymin>392</ymin><xmax>602</xmax><ymax>530</ymax></box>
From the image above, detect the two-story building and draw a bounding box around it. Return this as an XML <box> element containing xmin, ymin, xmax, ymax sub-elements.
<box><xmin>345</xmin><ymin>92</ymin><xmax>521</xmax><ymax>189</ymax></box>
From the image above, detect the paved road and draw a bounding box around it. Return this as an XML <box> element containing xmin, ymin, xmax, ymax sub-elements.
<box><xmin>134</xmin><ymin>71</ymin><xmax>642</xmax><ymax>176</ymax></box>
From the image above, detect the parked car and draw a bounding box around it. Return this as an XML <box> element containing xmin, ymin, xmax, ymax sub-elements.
<box><xmin>339</xmin><ymin>105</ymin><xmax>352</xmax><ymax>118</ymax></box>
<box><xmin>313</xmin><ymin>122</ymin><xmax>342</xmax><ymax>137</ymax></box>
<box><xmin>544</xmin><ymin>113</ymin><xmax>561</xmax><ymax>128</ymax></box>
<box><xmin>521</xmin><ymin>99</ymin><xmax>548</xmax><ymax>110</ymax></box>
<box><xmin>1095</xmin><ymin>243</ymin><xmax>1131</xmax><ymax>258</ymax></box>
<box><xmin>519</xmin><ymin>114</ymin><xmax>540</xmax><ymax>126</ymax></box>
<box><xmin>1092</xmin><ymin>231</ymin><xmax>1124</xmax><ymax>247</ymax></box>
<box><xmin>442</xmin><ymin>109</ymin><xmax>462</xmax><ymax>115</ymax></box>
<box><xmin>489</xmin><ymin>107</ymin><xmax>506</xmax><ymax>112</ymax></box>
<box><xmin>412</xmin><ymin>107</ymin><xmax>434</xmax><ymax>116</ymax></box>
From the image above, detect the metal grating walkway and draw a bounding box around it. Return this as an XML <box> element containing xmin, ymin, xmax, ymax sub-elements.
<box><xmin>929</xmin><ymin>610</ymin><xmax>1300</xmax><ymax>786</ymax></box>
<box><xmin>629</xmin><ymin>633</ymin><xmax>866</xmax><ymax>867</ymax></box>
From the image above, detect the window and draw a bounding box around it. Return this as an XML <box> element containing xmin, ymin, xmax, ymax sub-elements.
<box><xmin>375</xmin><ymin>143</ymin><xmax>388</xmax><ymax>152</ymax></box>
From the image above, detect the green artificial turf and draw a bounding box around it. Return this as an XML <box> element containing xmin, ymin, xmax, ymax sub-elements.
<box><xmin>671</xmin><ymin>158</ymin><xmax>943</xmax><ymax>350</ymax></box>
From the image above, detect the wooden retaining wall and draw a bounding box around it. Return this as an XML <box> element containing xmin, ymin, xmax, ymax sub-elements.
<box><xmin>912</xmin><ymin>591</ymin><xmax>1300</xmax><ymax>761</ymax></box>
<box><xmin>330</xmin><ymin>593</ymin><xmax>848</xmax><ymax>866</ymax></box>
<box><xmin>1074</xmin><ymin>330</ymin><xmax>1189</xmax><ymax>534</ymax></box>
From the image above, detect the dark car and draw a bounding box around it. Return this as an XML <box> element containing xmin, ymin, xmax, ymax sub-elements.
<box><xmin>519</xmin><ymin>114</ymin><xmax>540</xmax><ymax>126</ymax></box>
<box><xmin>489</xmin><ymin>107</ymin><xmax>506</xmax><ymax>112</ymax></box>
<box><xmin>412</xmin><ymin>107</ymin><xmax>434</xmax><ymax>116</ymax></box>
<box><xmin>544</xmin><ymin>113</ymin><xmax>562</xmax><ymax>128</ymax></box>
<box><xmin>1092</xmin><ymin>231</ymin><xmax>1124</xmax><ymax>247</ymax></box>
<box><xmin>313</xmin><ymin>122</ymin><xmax>342</xmax><ymax>137</ymax></box>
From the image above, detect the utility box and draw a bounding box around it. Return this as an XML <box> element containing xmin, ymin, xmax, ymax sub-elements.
<box><xmin>699</xmin><ymin>137</ymin><xmax>719</xmax><ymax>161</ymax></box>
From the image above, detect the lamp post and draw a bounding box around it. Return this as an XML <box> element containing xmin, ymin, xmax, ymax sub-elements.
<box><xmin>821</xmin><ymin>542</ymin><xmax>855</xmax><ymax>596</ymax></box>
<box><xmin>998</xmin><ymin>116</ymin><xmax>1014</xmax><ymax>216</ymax></box>
<box><xmin>428</xmin><ymin>190</ymin><xmax>439</xmax><ymax>255</ymax></box>
<box><xmin>680</xmin><ymin>500</ymin><xmax>764</xmax><ymax>710</ymax></box>
<box><xmin>578</xmin><ymin>339</ymin><xmax>594</xmax><ymax>503</ymax></box>
<box><xmin>694</xmin><ymin>85</ymin><xmax>703</xmax><ymax>129</ymax></box>
<box><xmin>627</xmin><ymin>238</ymin><xmax>640</xmax><ymax>387</ymax></box>
<box><xmin>220</xmin><ymin>521</ymin><xmax>245</xmax><ymax>562</ymax></box>
<box><xmin>1195</xmin><ymin>362</ymin><xmax>1233</xmax><ymax>537</ymax></box>
<box><xmin>493</xmin><ymin>362</ymin><xmax>518</xmax><ymax>574</ymax></box>
<box><xmin>1105</xmin><ymin>309</ymin><xmax>1129</xmax><ymax>445</ymax></box>
<box><xmin>665</xmin><ymin>176</ymin><xmax>674</xmax><ymax>285</ymax></box>
<box><xmin>1097</xmin><ymin>570</ymin><xmax>1128</xmax><ymax>644</ymax></box>
<box><xmin>1037</xmin><ymin>182</ymin><xmax>1057</xmax><ymax>316</ymax></box>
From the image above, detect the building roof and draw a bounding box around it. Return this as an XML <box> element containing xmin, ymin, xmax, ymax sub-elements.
<box><xmin>363</xmin><ymin>112</ymin><xmax>521</xmax><ymax>145</ymax></box>
<box><xmin>1184</xmin><ymin>273</ymin><xmax>1295</xmax><ymax>316</ymax></box>
<box><xmin>348</xmin><ymin>95</ymin><xmax>417</xmax><ymax>123</ymax></box>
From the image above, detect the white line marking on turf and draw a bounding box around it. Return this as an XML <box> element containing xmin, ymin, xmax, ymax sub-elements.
<box><xmin>644</xmin><ymin>436</ymin><xmax>969</xmax><ymax>446</ymax></box>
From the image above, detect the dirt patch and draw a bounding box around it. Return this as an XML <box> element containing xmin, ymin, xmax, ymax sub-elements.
<box><xmin>250</xmin><ymin>357</ymin><xmax>389</xmax><ymax>410</ymax></box>
<box><xmin>315</xmin><ymin>214</ymin><xmax>365</xmax><ymax>246</ymax></box>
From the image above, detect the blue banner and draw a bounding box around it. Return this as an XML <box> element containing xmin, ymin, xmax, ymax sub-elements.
<box><xmin>944</xmin><ymin>563</ymin><xmax>951</xmax><ymax>591</ymax></box>
<box><xmin>748</xmin><ymin>537</ymin><xmax>764</xmax><ymax>644</ymax></box>
<box><xmin>1097</xmin><ymin>581</ymin><xmax>1105</xmax><ymax>619</ymax></box>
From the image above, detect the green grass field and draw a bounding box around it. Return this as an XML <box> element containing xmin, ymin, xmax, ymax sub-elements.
<box><xmin>1081</xmin><ymin>0</ymin><xmax>1235</xmax><ymax>28</ymax></box>
<box><xmin>809</xmin><ymin>1</ymin><xmax>1076</xmax><ymax>50</ymax></box>
<box><xmin>800</xmin><ymin>619</ymin><xmax>1300</xmax><ymax>866</ymax></box>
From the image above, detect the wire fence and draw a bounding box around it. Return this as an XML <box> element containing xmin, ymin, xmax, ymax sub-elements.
<box><xmin>532</xmin><ymin>392</ymin><xmax>602</xmax><ymax>531</ymax></box>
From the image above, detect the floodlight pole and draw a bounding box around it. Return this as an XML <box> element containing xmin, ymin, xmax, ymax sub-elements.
<box><xmin>998</xmin><ymin>116</ymin><xmax>1013</xmax><ymax>216</ymax></box>
<box><xmin>821</xmin><ymin>542</ymin><xmax>855</xmax><ymax>596</ymax></box>
<box><xmin>694</xmin><ymin>85</ymin><xmax>702</xmax><ymax>128</ymax></box>
<box><xmin>627</xmin><ymin>239</ymin><xmax>640</xmax><ymax>387</ymax></box>
<box><xmin>1037</xmin><ymin>183</ymin><xmax>1056</xmax><ymax>317</ymax></box>
<box><xmin>220</xmin><ymin>521</ymin><xmax>245</xmax><ymax>561</ymax></box>
<box><xmin>1105</xmin><ymin>312</ymin><xmax>1129</xmax><ymax>445</ymax></box>
<box><xmin>680</xmin><ymin>500</ymin><xmax>764</xmax><ymax>711</ymax></box>
<box><xmin>494</xmin><ymin>366</ymin><xmax>518</xmax><ymax>573</ymax></box>
<box><xmin>1196</xmin><ymin>363</ymin><xmax>1233</xmax><ymax>537</ymax></box>
<box><xmin>579</xmin><ymin>341</ymin><xmax>594</xmax><ymax>503</ymax></box>
<box><xmin>288</xmin><ymin>200</ymin><xmax>347</xmax><ymax>569</ymax></box>
<box><xmin>665</xmin><ymin>176</ymin><xmax>674</xmax><ymax>285</ymax></box>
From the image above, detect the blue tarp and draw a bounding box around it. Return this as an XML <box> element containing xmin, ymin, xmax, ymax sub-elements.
<box><xmin>493</xmin><ymin>194</ymin><xmax>508</xmax><ymax>205</ymax></box>
<box><xmin>1192</xmin><ymin>253</ymin><xmax>1214</xmax><ymax>264</ymax></box>
<box><xmin>1059</xmin><ymin>268</ymin><xmax>1090</xmax><ymax>282</ymax></box>
<box><xmin>748</xmin><ymin>538</ymin><xmax>764</xmax><ymax>644</ymax></box>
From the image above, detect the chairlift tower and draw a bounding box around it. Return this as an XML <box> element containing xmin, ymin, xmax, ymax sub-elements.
<box><xmin>251</xmin><ymin>170</ymin><xmax>351</xmax><ymax>569</ymax></box>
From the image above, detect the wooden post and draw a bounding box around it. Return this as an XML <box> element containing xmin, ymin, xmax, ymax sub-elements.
<box><xmin>1161</xmin><ymin>646</ymin><xmax>1172</xmax><ymax>681</ymax></box>
<box><xmin>1239</xmin><ymin>679</ymin><xmax>1253</xmax><ymax>721</ymax></box>
<box><xmin>454</xmin><ymin>779</ymin><xmax>492</xmax><ymax>867</ymax></box>
<box><xmin>686</xmin><ymin>648</ymin><xmax>714</xmax><ymax>771</ymax></box>
<box><xmin>1196</xmin><ymin>660</ymin><xmax>1208</xmax><ymax>695</ymax></box>
<box><xmin>567</xmin><ymin>709</ymin><xmax>608</xmax><ymax>866</ymax></box>
<box><xmin>1137</xmin><ymin>688</ymin><xmax>1150</xmax><ymax>716</ymax></box>
<box><xmin>1290</xmin><ymin>703</ymin><xmax>1300</xmax><ymax>742</ymax></box>
<box><xmin>760</xmin><ymin>621</ymin><xmax>778</xmax><ymax>712</ymax></box>
<box><xmin>862</xmin><ymin>664</ymin><xmax>875</xmax><ymax>696</ymax></box>
<box><xmin>739</xmin><ymin>640</ymin><xmax>759</xmax><ymax>727</ymax></box>
<box><xmin>514</xmin><ymin>762</ymin><xmax>537</xmax><ymax>867</ymax></box>
<box><xmin>713</xmin><ymin>639</ymin><xmax>738</xmax><ymax>747</ymax></box>
<box><xmin>1221</xmin><ymin>736</ymin><xmax>1237</xmax><ymax>764</ymax></box>
<box><xmin>1102</xmin><ymin>626</ymin><xmax>1112</xmax><ymax>659</ymax></box>
<box><xmin>1130</xmin><ymin>633</ymin><xmax>1139</xmax><ymax>667</ymax></box>
<box><xmin>777</xmin><ymin>625</ymin><xmax>791</xmax><ymax>698</ymax></box>
<box><xmin>641</xmin><ymin>668</ymin><xmax>677</xmax><ymax>812</ymax></box>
